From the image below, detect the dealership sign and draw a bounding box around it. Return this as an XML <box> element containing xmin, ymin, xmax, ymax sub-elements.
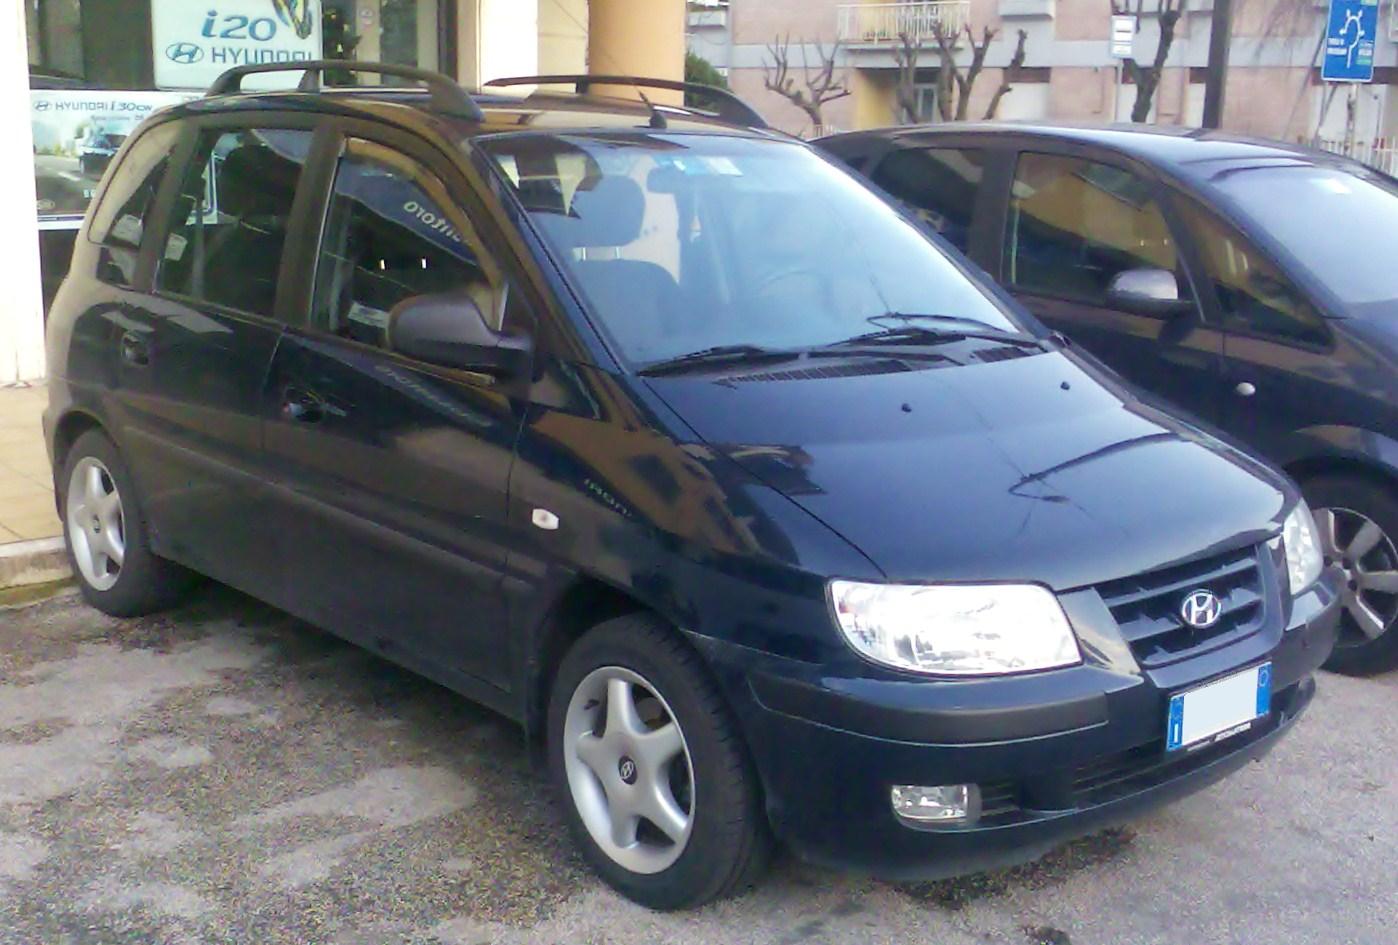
<box><xmin>152</xmin><ymin>0</ymin><xmax>322</xmax><ymax>90</ymax></box>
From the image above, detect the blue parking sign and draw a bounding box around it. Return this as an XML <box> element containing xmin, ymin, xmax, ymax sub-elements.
<box><xmin>1322</xmin><ymin>0</ymin><xmax>1378</xmax><ymax>83</ymax></box>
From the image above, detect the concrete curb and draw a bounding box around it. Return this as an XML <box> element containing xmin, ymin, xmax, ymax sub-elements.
<box><xmin>0</xmin><ymin>537</ymin><xmax>71</xmax><ymax>589</ymax></box>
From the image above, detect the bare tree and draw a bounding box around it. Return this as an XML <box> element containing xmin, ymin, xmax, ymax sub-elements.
<box><xmin>762</xmin><ymin>34</ymin><xmax>851</xmax><ymax>129</ymax></box>
<box><xmin>930</xmin><ymin>23</ymin><xmax>998</xmax><ymax>122</ymax></box>
<box><xmin>982</xmin><ymin>30</ymin><xmax>1029</xmax><ymax>120</ymax></box>
<box><xmin>893</xmin><ymin>32</ymin><xmax>921</xmax><ymax>124</ymax></box>
<box><xmin>1114</xmin><ymin>0</ymin><xmax>1187</xmax><ymax>123</ymax></box>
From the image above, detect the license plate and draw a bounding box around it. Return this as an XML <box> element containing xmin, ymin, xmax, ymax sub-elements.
<box><xmin>1166</xmin><ymin>663</ymin><xmax>1271</xmax><ymax>752</ymax></box>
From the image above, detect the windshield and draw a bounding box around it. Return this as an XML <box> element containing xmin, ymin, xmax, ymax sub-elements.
<box><xmin>479</xmin><ymin>133</ymin><xmax>1022</xmax><ymax>365</ymax></box>
<box><xmin>1215</xmin><ymin>163</ymin><xmax>1398</xmax><ymax>306</ymax></box>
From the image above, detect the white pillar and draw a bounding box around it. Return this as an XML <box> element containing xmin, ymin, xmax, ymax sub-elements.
<box><xmin>1</xmin><ymin>0</ymin><xmax>46</xmax><ymax>384</ymax></box>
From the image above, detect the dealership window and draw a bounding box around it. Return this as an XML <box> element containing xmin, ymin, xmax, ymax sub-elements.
<box><xmin>323</xmin><ymin>0</ymin><xmax>443</xmax><ymax>80</ymax></box>
<box><xmin>27</xmin><ymin>1</ymin><xmax>453</xmax><ymax>91</ymax></box>
<box><xmin>28</xmin><ymin>0</ymin><xmax>155</xmax><ymax>89</ymax></box>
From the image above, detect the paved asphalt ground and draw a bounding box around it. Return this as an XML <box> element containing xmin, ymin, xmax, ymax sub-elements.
<box><xmin>1</xmin><ymin>586</ymin><xmax>1394</xmax><ymax>945</ymax></box>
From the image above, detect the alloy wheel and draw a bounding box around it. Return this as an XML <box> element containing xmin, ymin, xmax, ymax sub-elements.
<box><xmin>65</xmin><ymin>457</ymin><xmax>126</xmax><ymax>592</ymax></box>
<box><xmin>562</xmin><ymin>666</ymin><xmax>695</xmax><ymax>874</ymax></box>
<box><xmin>1315</xmin><ymin>506</ymin><xmax>1398</xmax><ymax>646</ymax></box>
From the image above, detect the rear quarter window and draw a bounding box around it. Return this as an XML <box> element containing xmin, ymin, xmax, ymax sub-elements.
<box><xmin>87</xmin><ymin>121</ymin><xmax>182</xmax><ymax>287</ymax></box>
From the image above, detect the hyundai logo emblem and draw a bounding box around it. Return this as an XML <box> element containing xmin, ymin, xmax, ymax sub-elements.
<box><xmin>618</xmin><ymin>757</ymin><xmax>638</xmax><ymax>785</ymax></box>
<box><xmin>1180</xmin><ymin>588</ymin><xmax>1224</xmax><ymax>630</ymax></box>
<box><xmin>166</xmin><ymin>42</ymin><xmax>205</xmax><ymax>65</ymax></box>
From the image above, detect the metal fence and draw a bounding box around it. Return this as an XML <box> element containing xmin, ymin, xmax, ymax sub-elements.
<box><xmin>835</xmin><ymin>2</ymin><xmax>971</xmax><ymax>45</ymax></box>
<box><xmin>1307</xmin><ymin>137</ymin><xmax>1398</xmax><ymax>176</ymax></box>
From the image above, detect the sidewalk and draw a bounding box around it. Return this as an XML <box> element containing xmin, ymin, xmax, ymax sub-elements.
<box><xmin>0</xmin><ymin>383</ymin><xmax>67</xmax><ymax>589</ymax></box>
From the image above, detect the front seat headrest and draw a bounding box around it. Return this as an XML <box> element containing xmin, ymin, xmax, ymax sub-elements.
<box><xmin>564</xmin><ymin>175</ymin><xmax>647</xmax><ymax>249</ymax></box>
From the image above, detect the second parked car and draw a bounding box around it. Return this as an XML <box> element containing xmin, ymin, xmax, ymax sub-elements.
<box><xmin>821</xmin><ymin>123</ymin><xmax>1398</xmax><ymax>674</ymax></box>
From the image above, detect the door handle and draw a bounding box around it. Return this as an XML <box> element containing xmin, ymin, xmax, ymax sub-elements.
<box><xmin>1234</xmin><ymin>381</ymin><xmax>1257</xmax><ymax>398</ymax></box>
<box><xmin>281</xmin><ymin>387</ymin><xmax>325</xmax><ymax>424</ymax></box>
<box><xmin>119</xmin><ymin>330</ymin><xmax>150</xmax><ymax>367</ymax></box>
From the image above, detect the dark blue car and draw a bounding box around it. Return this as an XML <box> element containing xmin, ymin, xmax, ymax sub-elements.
<box><xmin>820</xmin><ymin>123</ymin><xmax>1398</xmax><ymax>675</ymax></box>
<box><xmin>45</xmin><ymin>67</ymin><xmax>1340</xmax><ymax>908</ymax></box>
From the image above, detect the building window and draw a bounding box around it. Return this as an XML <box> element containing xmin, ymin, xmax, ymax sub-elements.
<box><xmin>913</xmin><ymin>83</ymin><xmax>939</xmax><ymax>123</ymax></box>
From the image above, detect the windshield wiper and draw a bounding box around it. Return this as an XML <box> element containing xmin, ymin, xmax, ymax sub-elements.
<box><xmin>829</xmin><ymin>313</ymin><xmax>1048</xmax><ymax>350</ymax></box>
<box><xmin>637</xmin><ymin>344</ymin><xmax>802</xmax><ymax>377</ymax></box>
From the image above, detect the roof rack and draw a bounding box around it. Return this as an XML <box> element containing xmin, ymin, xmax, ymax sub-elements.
<box><xmin>483</xmin><ymin>74</ymin><xmax>768</xmax><ymax>130</ymax></box>
<box><xmin>206</xmin><ymin>61</ymin><xmax>484</xmax><ymax>122</ymax></box>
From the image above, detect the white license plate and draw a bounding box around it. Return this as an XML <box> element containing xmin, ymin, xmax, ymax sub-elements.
<box><xmin>1166</xmin><ymin>663</ymin><xmax>1271</xmax><ymax>752</ymax></box>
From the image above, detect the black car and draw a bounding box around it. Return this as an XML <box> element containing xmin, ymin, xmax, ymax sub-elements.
<box><xmin>46</xmin><ymin>64</ymin><xmax>1339</xmax><ymax>909</ymax></box>
<box><xmin>818</xmin><ymin>123</ymin><xmax>1398</xmax><ymax>675</ymax></box>
<box><xmin>78</xmin><ymin>131</ymin><xmax>128</xmax><ymax>178</ymax></box>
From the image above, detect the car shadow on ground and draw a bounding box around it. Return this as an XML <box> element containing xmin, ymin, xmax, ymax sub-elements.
<box><xmin>0</xmin><ymin>582</ymin><xmax>1139</xmax><ymax>944</ymax></box>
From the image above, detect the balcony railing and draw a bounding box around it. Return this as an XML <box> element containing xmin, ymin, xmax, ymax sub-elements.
<box><xmin>836</xmin><ymin>2</ymin><xmax>971</xmax><ymax>45</ymax></box>
<box><xmin>1309</xmin><ymin>137</ymin><xmax>1398</xmax><ymax>177</ymax></box>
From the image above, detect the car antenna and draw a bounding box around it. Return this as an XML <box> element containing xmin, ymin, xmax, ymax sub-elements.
<box><xmin>633</xmin><ymin>86</ymin><xmax>668</xmax><ymax>130</ymax></box>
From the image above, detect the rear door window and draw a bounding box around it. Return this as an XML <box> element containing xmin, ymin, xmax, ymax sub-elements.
<box><xmin>87</xmin><ymin>122</ymin><xmax>181</xmax><ymax>286</ymax></box>
<box><xmin>869</xmin><ymin>146</ymin><xmax>987</xmax><ymax>254</ymax></box>
<box><xmin>155</xmin><ymin>126</ymin><xmax>314</xmax><ymax>316</ymax></box>
<box><xmin>1004</xmin><ymin>152</ymin><xmax>1181</xmax><ymax>305</ymax></box>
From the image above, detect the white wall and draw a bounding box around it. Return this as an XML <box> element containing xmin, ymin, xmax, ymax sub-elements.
<box><xmin>996</xmin><ymin>82</ymin><xmax>1050</xmax><ymax>121</ymax></box>
<box><xmin>477</xmin><ymin>0</ymin><xmax>540</xmax><ymax>85</ymax></box>
<box><xmin>2</xmin><ymin>0</ymin><xmax>46</xmax><ymax>384</ymax></box>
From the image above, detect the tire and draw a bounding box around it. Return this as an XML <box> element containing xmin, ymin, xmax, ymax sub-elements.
<box><xmin>1302</xmin><ymin>474</ymin><xmax>1398</xmax><ymax>676</ymax></box>
<box><xmin>546</xmin><ymin>613</ymin><xmax>771</xmax><ymax>909</ymax></box>
<box><xmin>58</xmin><ymin>429</ymin><xmax>192</xmax><ymax>617</ymax></box>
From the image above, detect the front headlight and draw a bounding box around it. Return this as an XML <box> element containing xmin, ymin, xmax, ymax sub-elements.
<box><xmin>1282</xmin><ymin>501</ymin><xmax>1324</xmax><ymax>594</ymax></box>
<box><xmin>828</xmin><ymin>581</ymin><xmax>1081</xmax><ymax>676</ymax></box>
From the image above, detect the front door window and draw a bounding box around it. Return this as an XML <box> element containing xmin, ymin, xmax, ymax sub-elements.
<box><xmin>1005</xmin><ymin>153</ymin><xmax>1184</xmax><ymax>307</ymax></box>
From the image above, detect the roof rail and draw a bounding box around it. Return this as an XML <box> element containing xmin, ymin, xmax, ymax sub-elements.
<box><xmin>484</xmin><ymin>74</ymin><xmax>768</xmax><ymax>130</ymax></box>
<box><xmin>206</xmin><ymin>61</ymin><xmax>484</xmax><ymax>122</ymax></box>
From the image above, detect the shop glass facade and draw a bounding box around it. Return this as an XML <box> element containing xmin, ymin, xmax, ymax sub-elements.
<box><xmin>26</xmin><ymin>0</ymin><xmax>456</xmax><ymax>303</ymax></box>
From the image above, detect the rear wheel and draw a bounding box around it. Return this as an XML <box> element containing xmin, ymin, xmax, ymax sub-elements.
<box><xmin>547</xmin><ymin>614</ymin><xmax>770</xmax><ymax>909</ymax></box>
<box><xmin>59</xmin><ymin>430</ymin><xmax>191</xmax><ymax>617</ymax></box>
<box><xmin>1303</xmin><ymin>475</ymin><xmax>1398</xmax><ymax>675</ymax></box>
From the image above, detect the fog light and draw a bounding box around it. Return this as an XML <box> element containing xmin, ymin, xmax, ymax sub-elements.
<box><xmin>890</xmin><ymin>784</ymin><xmax>982</xmax><ymax>826</ymax></box>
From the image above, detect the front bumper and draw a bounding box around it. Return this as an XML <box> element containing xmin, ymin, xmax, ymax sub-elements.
<box><xmin>695</xmin><ymin>575</ymin><xmax>1340</xmax><ymax>880</ymax></box>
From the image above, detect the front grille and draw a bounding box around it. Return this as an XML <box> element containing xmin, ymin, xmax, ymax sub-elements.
<box><xmin>1097</xmin><ymin>545</ymin><xmax>1266</xmax><ymax>668</ymax></box>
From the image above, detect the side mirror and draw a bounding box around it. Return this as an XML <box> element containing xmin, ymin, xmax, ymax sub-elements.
<box><xmin>388</xmin><ymin>291</ymin><xmax>532</xmax><ymax>377</ymax></box>
<box><xmin>1105</xmin><ymin>268</ymin><xmax>1193</xmax><ymax>319</ymax></box>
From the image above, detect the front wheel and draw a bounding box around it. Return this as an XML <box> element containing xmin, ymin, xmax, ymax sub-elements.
<box><xmin>1304</xmin><ymin>474</ymin><xmax>1398</xmax><ymax>676</ymax></box>
<box><xmin>547</xmin><ymin>614</ymin><xmax>770</xmax><ymax>909</ymax></box>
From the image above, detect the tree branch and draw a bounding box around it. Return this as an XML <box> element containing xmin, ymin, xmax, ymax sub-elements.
<box><xmin>762</xmin><ymin>34</ymin><xmax>850</xmax><ymax>128</ymax></box>
<box><xmin>984</xmin><ymin>29</ymin><xmax>1029</xmax><ymax>120</ymax></box>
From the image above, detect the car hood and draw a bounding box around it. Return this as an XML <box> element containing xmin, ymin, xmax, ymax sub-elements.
<box><xmin>645</xmin><ymin>350</ymin><xmax>1289</xmax><ymax>590</ymax></box>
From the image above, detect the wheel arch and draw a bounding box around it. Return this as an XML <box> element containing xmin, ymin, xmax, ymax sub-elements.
<box><xmin>49</xmin><ymin>409</ymin><xmax>106</xmax><ymax>502</ymax></box>
<box><xmin>1286</xmin><ymin>453</ymin><xmax>1398</xmax><ymax>497</ymax></box>
<box><xmin>522</xmin><ymin>575</ymin><xmax>647</xmax><ymax>743</ymax></box>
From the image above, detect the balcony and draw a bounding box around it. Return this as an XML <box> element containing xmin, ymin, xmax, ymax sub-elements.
<box><xmin>836</xmin><ymin>2</ymin><xmax>972</xmax><ymax>46</ymax></box>
<box><xmin>687</xmin><ymin>1</ymin><xmax>728</xmax><ymax>29</ymax></box>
